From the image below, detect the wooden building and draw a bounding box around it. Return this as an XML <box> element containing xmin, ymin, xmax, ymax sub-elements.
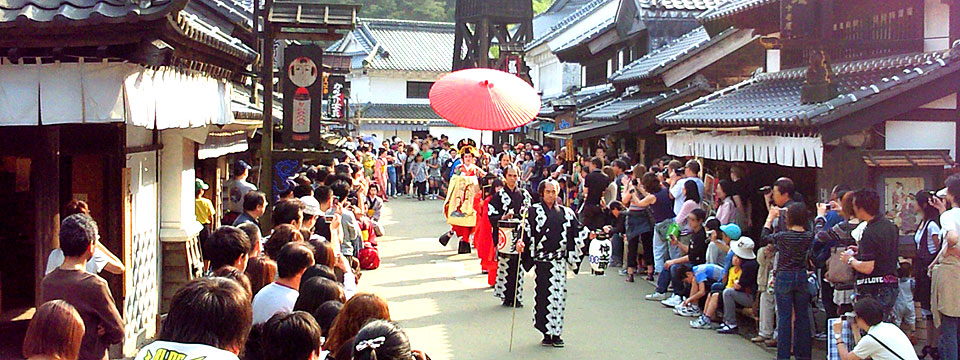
<box><xmin>657</xmin><ymin>0</ymin><xmax>960</xmax><ymax>237</ymax></box>
<box><xmin>0</xmin><ymin>0</ymin><xmax>258</xmax><ymax>355</ymax></box>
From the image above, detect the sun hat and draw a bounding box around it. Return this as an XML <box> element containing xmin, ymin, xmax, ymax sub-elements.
<box><xmin>300</xmin><ymin>196</ymin><xmax>322</xmax><ymax>216</ymax></box>
<box><xmin>731</xmin><ymin>236</ymin><xmax>756</xmax><ymax>260</ymax></box>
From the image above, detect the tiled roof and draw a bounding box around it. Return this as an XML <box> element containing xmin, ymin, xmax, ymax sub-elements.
<box><xmin>581</xmin><ymin>76</ymin><xmax>710</xmax><ymax>121</ymax></box>
<box><xmin>658</xmin><ymin>46</ymin><xmax>960</xmax><ymax>128</ymax></box>
<box><xmin>359</xmin><ymin>103</ymin><xmax>442</xmax><ymax>120</ymax></box>
<box><xmin>638</xmin><ymin>0</ymin><xmax>722</xmax><ymax>11</ymax></box>
<box><xmin>178</xmin><ymin>12</ymin><xmax>258</xmax><ymax>63</ymax></box>
<box><xmin>334</xmin><ymin>18</ymin><xmax>455</xmax><ymax>73</ymax></box>
<box><xmin>533</xmin><ymin>0</ymin><xmax>594</xmax><ymax>40</ymax></box>
<box><xmin>527</xmin><ymin>0</ymin><xmax>613</xmax><ymax>50</ymax></box>
<box><xmin>0</xmin><ymin>0</ymin><xmax>185</xmax><ymax>28</ymax></box>
<box><xmin>198</xmin><ymin>0</ymin><xmax>252</xmax><ymax>28</ymax></box>
<box><xmin>553</xmin><ymin>15</ymin><xmax>616</xmax><ymax>54</ymax></box>
<box><xmin>696</xmin><ymin>0</ymin><xmax>777</xmax><ymax>23</ymax></box>
<box><xmin>609</xmin><ymin>26</ymin><xmax>713</xmax><ymax>84</ymax></box>
<box><xmin>539</xmin><ymin>84</ymin><xmax>617</xmax><ymax>116</ymax></box>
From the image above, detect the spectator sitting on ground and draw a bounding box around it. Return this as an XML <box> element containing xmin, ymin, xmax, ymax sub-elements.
<box><xmin>23</xmin><ymin>300</ymin><xmax>85</xmax><ymax>360</ymax></box>
<box><xmin>691</xmin><ymin>237</ymin><xmax>759</xmax><ymax>333</ymax></box>
<box><xmin>134</xmin><ymin>277</ymin><xmax>252</xmax><ymax>360</ymax></box>
<box><xmin>674</xmin><ymin>262</ymin><xmax>725</xmax><ymax>318</ymax></box>
<box><xmin>261</xmin><ymin>312</ymin><xmax>325</xmax><ymax>360</ymax></box>
<box><xmin>353</xmin><ymin>320</ymin><xmax>431</xmax><ymax>360</ymax></box>
<box><xmin>646</xmin><ymin>209</ymin><xmax>708</xmax><ymax>309</ymax></box>
<box><xmin>264</xmin><ymin>224</ymin><xmax>305</xmax><ymax>260</ymax></box>
<box><xmin>365</xmin><ymin>184</ymin><xmax>384</xmax><ymax>223</ymax></box>
<box><xmin>294</xmin><ymin>277</ymin><xmax>346</xmax><ymax>314</ymax></box>
<box><xmin>41</xmin><ymin>214</ymin><xmax>124</xmax><ymax>360</ymax></box>
<box><xmin>707</xmin><ymin>223</ymin><xmax>741</xmax><ymax>268</ymax></box>
<box><xmin>252</xmin><ymin>242</ymin><xmax>315</xmax><ymax>324</ymax></box>
<box><xmin>324</xmin><ymin>293</ymin><xmax>391</xmax><ymax>354</ymax></box>
<box><xmin>313</xmin><ymin>300</ymin><xmax>343</xmax><ymax>340</ymax></box>
<box><xmin>204</xmin><ymin>226</ymin><xmax>253</xmax><ymax>274</ymax></box>
<box><xmin>833</xmin><ymin>297</ymin><xmax>920</xmax><ymax>360</ymax></box>
<box><xmin>299</xmin><ymin>196</ymin><xmax>326</xmax><ymax>242</ymax></box>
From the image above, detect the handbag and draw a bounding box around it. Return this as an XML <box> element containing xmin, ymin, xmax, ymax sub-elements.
<box><xmin>825</xmin><ymin>247</ymin><xmax>855</xmax><ymax>285</ymax></box>
<box><xmin>807</xmin><ymin>272</ymin><xmax>820</xmax><ymax>297</ymax></box>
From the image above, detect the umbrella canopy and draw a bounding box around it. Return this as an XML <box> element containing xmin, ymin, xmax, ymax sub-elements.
<box><xmin>429</xmin><ymin>68</ymin><xmax>541</xmax><ymax>131</ymax></box>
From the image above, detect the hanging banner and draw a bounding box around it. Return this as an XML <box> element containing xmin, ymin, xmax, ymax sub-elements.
<box><xmin>282</xmin><ymin>45</ymin><xmax>323</xmax><ymax>147</ymax></box>
<box><xmin>326</xmin><ymin>74</ymin><xmax>348</xmax><ymax>121</ymax></box>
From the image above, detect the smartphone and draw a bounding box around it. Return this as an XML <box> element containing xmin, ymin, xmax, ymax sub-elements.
<box><xmin>323</xmin><ymin>214</ymin><xmax>336</xmax><ymax>222</ymax></box>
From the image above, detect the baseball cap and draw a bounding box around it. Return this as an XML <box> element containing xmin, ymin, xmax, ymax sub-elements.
<box><xmin>720</xmin><ymin>223</ymin><xmax>742</xmax><ymax>240</ymax></box>
<box><xmin>937</xmin><ymin>187</ymin><xmax>948</xmax><ymax>198</ymax></box>
<box><xmin>300</xmin><ymin>196</ymin><xmax>322</xmax><ymax>216</ymax></box>
<box><xmin>195</xmin><ymin>179</ymin><xmax>209</xmax><ymax>192</ymax></box>
<box><xmin>232</xmin><ymin>160</ymin><xmax>252</xmax><ymax>176</ymax></box>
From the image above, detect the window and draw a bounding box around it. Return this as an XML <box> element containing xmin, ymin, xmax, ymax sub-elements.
<box><xmin>406</xmin><ymin>81</ymin><xmax>433</xmax><ymax>99</ymax></box>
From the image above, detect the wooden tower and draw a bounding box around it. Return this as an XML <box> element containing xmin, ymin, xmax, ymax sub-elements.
<box><xmin>453</xmin><ymin>0</ymin><xmax>534</xmax><ymax>77</ymax></box>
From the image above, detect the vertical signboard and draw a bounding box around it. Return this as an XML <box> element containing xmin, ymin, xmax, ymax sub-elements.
<box><xmin>326</xmin><ymin>75</ymin><xmax>348</xmax><ymax>122</ymax></box>
<box><xmin>282</xmin><ymin>45</ymin><xmax>323</xmax><ymax>147</ymax></box>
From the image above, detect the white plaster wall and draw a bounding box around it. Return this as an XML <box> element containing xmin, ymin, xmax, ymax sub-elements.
<box><xmin>159</xmin><ymin>131</ymin><xmax>202</xmax><ymax>238</ymax></box>
<box><xmin>885</xmin><ymin>120</ymin><xmax>956</xmax><ymax>159</ymax></box>
<box><xmin>921</xmin><ymin>93</ymin><xmax>958</xmax><ymax>109</ymax></box>
<box><xmin>356</xmin><ymin>129</ymin><xmax>415</xmax><ymax>144</ymax></box>
<box><xmin>348</xmin><ymin>73</ymin><xmax>436</xmax><ymax>105</ymax></box>
<box><xmin>539</xmin><ymin>60</ymin><xmax>563</xmax><ymax>97</ymax></box>
<box><xmin>122</xmin><ymin>148</ymin><xmax>159</xmax><ymax>355</ymax></box>
<box><xmin>429</xmin><ymin>126</ymin><xmax>492</xmax><ymax>145</ymax></box>
<box><xmin>924</xmin><ymin>0</ymin><xmax>951</xmax><ymax>52</ymax></box>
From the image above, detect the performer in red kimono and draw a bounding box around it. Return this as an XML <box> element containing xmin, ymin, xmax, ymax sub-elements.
<box><xmin>440</xmin><ymin>144</ymin><xmax>486</xmax><ymax>253</ymax></box>
<box><xmin>473</xmin><ymin>176</ymin><xmax>500</xmax><ymax>285</ymax></box>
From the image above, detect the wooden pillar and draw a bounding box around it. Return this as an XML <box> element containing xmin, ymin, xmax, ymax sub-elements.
<box><xmin>260</xmin><ymin>0</ymin><xmax>275</xmax><ymax>229</ymax></box>
<box><xmin>478</xmin><ymin>18</ymin><xmax>490</xmax><ymax>68</ymax></box>
<box><xmin>33</xmin><ymin>126</ymin><xmax>60</xmax><ymax>306</ymax></box>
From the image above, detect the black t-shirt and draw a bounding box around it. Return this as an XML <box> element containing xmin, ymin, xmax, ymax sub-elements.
<box><xmin>315</xmin><ymin>216</ymin><xmax>332</xmax><ymax>241</ymax></box>
<box><xmin>584</xmin><ymin>169</ymin><xmax>610</xmax><ymax>206</ymax></box>
<box><xmin>855</xmin><ymin>217</ymin><xmax>900</xmax><ymax>285</ymax></box>
<box><xmin>688</xmin><ymin>227</ymin><xmax>708</xmax><ymax>265</ymax></box>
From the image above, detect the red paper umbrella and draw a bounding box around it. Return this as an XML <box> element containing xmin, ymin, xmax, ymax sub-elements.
<box><xmin>429</xmin><ymin>68</ymin><xmax>541</xmax><ymax>131</ymax></box>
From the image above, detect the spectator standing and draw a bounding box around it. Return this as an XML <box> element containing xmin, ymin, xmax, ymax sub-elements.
<box><xmin>760</xmin><ymin>202</ymin><xmax>814</xmax><ymax>360</ymax></box>
<box><xmin>41</xmin><ymin>214</ymin><xmax>124</xmax><ymax>360</ymax></box>
<box><xmin>841</xmin><ymin>189</ymin><xmax>900</xmax><ymax>319</ymax></box>
<box><xmin>223</xmin><ymin>160</ymin><xmax>257</xmax><ymax>225</ymax></box>
<box><xmin>233</xmin><ymin>191</ymin><xmax>267</xmax><ymax>231</ymax></box>
<box><xmin>23</xmin><ymin>300</ymin><xmax>85</xmax><ymax>360</ymax></box>
<box><xmin>260</xmin><ymin>312</ymin><xmax>325</xmax><ymax>360</ymax></box>
<box><xmin>196</xmin><ymin>179</ymin><xmax>215</xmax><ymax>243</ymax></box>
<box><xmin>205</xmin><ymin>226</ymin><xmax>254</xmax><ymax>274</ymax></box>
<box><xmin>45</xmin><ymin>200</ymin><xmax>125</xmax><ymax>276</ymax></box>
<box><xmin>411</xmin><ymin>153</ymin><xmax>428</xmax><ymax>201</ymax></box>
<box><xmin>252</xmin><ymin>242</ymin><xmax>315</xmax><ymax>324</ymax></box>
<box><xmin>581</xmin><ymin>157</ymin><xmax>611</xmax><ymax>230</ymax></box>
<box><xmin>930</xmin><ymin>174</ymin><xmax>960</xmax><ymax>360</ymax></box>
<box><xmin>668</xmin><ymin>159</ymin><xmax>705</xmax><ymax>217</ymax></box>
<box><xmin>324</xmin><ymin>293</ymin><xmax>392</xmax><ymax>354</ymax></box>
<box><xmin>135</xmin><ymin>278</ymin><xmax>251</xmax><ymax>360</ymax></box>
<box><xmin>353</xmin><ymin>320</ymin><xmax>430</xmax><ymax>360</ymax></box>
<box><xmin>814</xmin><ymin>192</ymin><xmax>860</xmax><ymax>318</ymax></box>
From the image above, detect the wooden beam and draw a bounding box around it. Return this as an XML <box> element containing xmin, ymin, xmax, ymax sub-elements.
<box><xmin>662</xmin><ymin>29</ymin><xmax>758</xmax><ymax>87</ymax></box>
<box><xmin>896</xmin><ymin>107</ymin><xmax>960</xmax><ymax>121</ymax></box>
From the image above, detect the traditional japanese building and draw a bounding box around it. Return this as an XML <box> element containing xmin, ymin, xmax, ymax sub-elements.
<box><xmin>657</xmin><ymin>0</ymin><xmax>959</xmax><ymax>237</ymax></box>
<box><xmin>328</xmin><ymin>19</ymin><xmax>492</xmax><ymax>145</ymax></box>
<box><xmin>0</xmin><ymin>0</ymin><xmax>258</xmax><ymax>355</ymax></box>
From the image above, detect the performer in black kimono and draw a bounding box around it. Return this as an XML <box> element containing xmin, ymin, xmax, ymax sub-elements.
<box><xmin>491</xmin><ymin>165</ymin><xmax>532</xmax><ymax>307</ymax></box>
<box><xmin>519</xmin><ymin>179</ymin><xmax>591</xmax><ymax>348</ymax></box>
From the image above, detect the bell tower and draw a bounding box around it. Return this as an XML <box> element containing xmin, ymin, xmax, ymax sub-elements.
<box><xmin>453</xmin><ymin>0</ymin><xmax>533</xmax><ymax>78</ymax></box>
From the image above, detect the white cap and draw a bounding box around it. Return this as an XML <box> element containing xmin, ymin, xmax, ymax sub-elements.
<box><xmin>937</xmin><ymin>187</ymin><xmax>948</xmax><ymax>198</ymax></box>
<box><xmin>300</xmin><ymin>196</ymin><xmax>322</xmax><ymax>216</ymax></box>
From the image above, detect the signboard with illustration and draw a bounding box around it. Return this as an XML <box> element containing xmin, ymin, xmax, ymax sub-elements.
<box><xmin>281</xmin><ymin>45</ymin><xmax>323</xmax><ymax>147</ymax></box>
<box><xmin>883</xmin><ymin>177</ymin><xmax>924</xmax><ymax>236</ymax></box>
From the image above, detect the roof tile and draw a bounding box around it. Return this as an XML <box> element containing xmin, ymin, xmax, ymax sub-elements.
<box><xmin>0</xmin><ymin>0</ymin><xmax>182</xmax><ymax>27</ymax></box>
<box><xmin>609</xmin><ymin>25</ymin><xmax>712</xmax><ymax>84</ymax></box>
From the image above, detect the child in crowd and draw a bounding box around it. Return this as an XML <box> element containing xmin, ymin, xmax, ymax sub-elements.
<box><xmin>893</xmin><ymin>261</ymin><xmax>916</xmax><ymax>341</ymax></box>
<box><xmin>410</xmin><ymin>154</ymin><xmax>427</xmax><ymax>201</ymax></box>
<box><xmin>673</xmin><ymin>263</ymin><xmax>725</xmax><ymax>318</ymax></box>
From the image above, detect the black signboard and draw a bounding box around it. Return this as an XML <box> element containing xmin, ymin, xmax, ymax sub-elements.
<box><xmin>282</xmin><ymin>45</ymin><xmax>323</xmax><ymax>147</ymax></box>
<box><xmin>781</xmin><ymin>0</ymin><xmax>817</xmax><ymax>41</ymax></box>
<box><xmin>325</xmin><ymin>74</ymin><xmax>348</xmax><ymax>121</ymax></box>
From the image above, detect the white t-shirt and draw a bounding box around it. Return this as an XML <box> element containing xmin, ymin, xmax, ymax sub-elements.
<box><xmin>251</xmin><ymin>282</ymin><xmax>299</xmax><ymax>324</ymax></box>
<box><xmin>851</xmin><ymin>323</ymin><xmax>919</xmax><ymax>360</ymax></box>
<box><xmin>134</xmin><ymin>340</ymin><xmax>239</xmax><ymax>360</ymax></box>
<box><xmin>669</xmin><ymin>177</ymin><xmax>705</xmax><ymax>216</ymax></box>
<box><xmin>915</xmin><ymin>220</ymin><xmax>941</xmax><ymax>255</ymax></box>
<box><xmin>44</xmin><ymin>248</ymin><xmax>108</xmax><ymax>275</ymax></box>
<box><xmin>939</xmin><ymin>208</ymin><xmax>960</xmax><ymax>249</ymax></box>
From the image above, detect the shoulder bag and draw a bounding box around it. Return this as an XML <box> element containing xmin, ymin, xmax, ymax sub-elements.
<box><xmin>865</xmin><ymin>333</ymin><xmax>905</xmax><ymax>360</ymax></box>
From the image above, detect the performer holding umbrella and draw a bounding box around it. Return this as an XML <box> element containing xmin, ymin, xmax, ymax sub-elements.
<box><xmin>518</xmin><ymin>179</ymin><xmax>592</xmax><ymax>348</ymax></box>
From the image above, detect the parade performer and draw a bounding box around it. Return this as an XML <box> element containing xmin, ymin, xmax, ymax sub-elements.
<box><xmin>519</xmin><ymin>179</ymin><xmax>591</xmax><ymax>348</ymax></box>
<box><xmin>491</xmin><ymin>165</ymin><xmax>532</xmax><ymax>306</ymax></box>
<box><xmin>440</xmin><ymin>144</ymin><xmax>486</xmax><ymax>253</ymax></box>
<box><xmin>473</xmin><ymin>175</ymin><xmax>500</xmax><ymax>285</ymax></box>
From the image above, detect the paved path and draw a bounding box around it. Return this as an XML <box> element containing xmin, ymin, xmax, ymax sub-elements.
<box><xmin>361</xmin><ymin>197</ymin><xmax>776</xmax><ymax>360</ymax></box>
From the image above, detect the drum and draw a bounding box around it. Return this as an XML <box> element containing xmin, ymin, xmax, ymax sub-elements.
<box><xmin>589</xmin><ymin>231</ymin><xmax>612</xmax><ymax>275</ymax></box>
<box><xmin>497</xmin><ymin>219</ymin><xmax>522</xmax><ymax>255</ymax></box>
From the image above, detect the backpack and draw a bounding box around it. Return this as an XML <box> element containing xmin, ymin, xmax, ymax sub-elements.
<box><xmin>358</xmin><ymin>243</ymin><xmax>380</xmax><ymax>270</ymax></box>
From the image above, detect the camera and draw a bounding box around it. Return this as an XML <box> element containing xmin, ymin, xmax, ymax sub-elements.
<box><xmin>759</xmin><ymin>185</ymin><xmax>773</xmax><ymax>194</ymax></box>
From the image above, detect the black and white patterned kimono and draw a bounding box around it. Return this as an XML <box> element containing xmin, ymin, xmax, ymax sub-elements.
<box><xmin>523</xmin><ymin>202</ymin><xmax>588</xmax><ymax>337</ymax></box>
<box><xmin>491</xmin><ymin>184</ymin><xmax>532</xmax><ymax>305</ymax></box>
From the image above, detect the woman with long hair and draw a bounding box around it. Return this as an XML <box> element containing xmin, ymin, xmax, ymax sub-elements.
<box><xmin>352</xmin><ymin>320</ymin><xmax>429</xmax><ymax>360</ymax></box>
<box><xmin>323</xmin><ymin>293</ymin><xmax>391</xmax><ymax>353</ymax></box>
<box><xmin>715</xmin><ymin>179</ymin><xmax>738</xmax><ymax>225</ymax></box>
<box><xmin>674</xmin><ymin>180</ymin><xmax>703</xmax><ymax>231</ymax></box>
<box><xmin>23</xmin><ymin>300</ymin><xmax>85</xmax><ymax>360</ymax></box>
<box><xmin>915</xmin><ymin>190</ymin><xmax>942</xmax><ymax>357</ymax></box>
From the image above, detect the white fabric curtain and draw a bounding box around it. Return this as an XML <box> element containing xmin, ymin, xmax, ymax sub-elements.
<box><xmin>666</xmin><ymin>132</ymin><xmax>823</xmax><ymax>168</ymax></box>
<box><xmin>0</xmin><ymin>61</ymin><xmax>39</xmax><ymax>125</ymax></box>
<box><xmin>0</xmin><ymin>63</ymin><xmax>234</xmax><ymax>130</ymax></box>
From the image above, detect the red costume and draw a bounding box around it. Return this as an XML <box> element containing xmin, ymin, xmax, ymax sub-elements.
<box><xmin>449</xmin><ymin>163</ymin><xmax>483</xmax><ymax>241</ymax></box>
<box><xmin>473</xmin><ymin>194</ymin><xmax>497</xmax><ymax>285</ymax></box>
